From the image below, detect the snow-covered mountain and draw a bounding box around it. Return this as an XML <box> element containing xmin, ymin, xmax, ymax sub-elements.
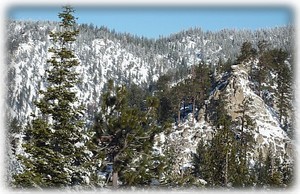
<box><xmin>6</xmin><ymin>19</ymin><xmax>295</xmax><ymax>188</ymax></box>
<box><xmin>6</xmin><ymin>20</ymin><xmax>294</xmax><ymax>125</ymax></box>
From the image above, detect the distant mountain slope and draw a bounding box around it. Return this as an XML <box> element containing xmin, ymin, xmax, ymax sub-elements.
<box><xmin>6</xmin><ymin>20</ymin><xmax>294</xmax><ymax>124</ymax></box>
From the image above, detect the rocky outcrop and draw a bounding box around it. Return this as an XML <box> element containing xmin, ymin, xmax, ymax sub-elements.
<box><xmin>156</xmin><ymin>62</ymin><xmax>293</xmax><ymax>173</ymax></box>
<box><xmin>209</xmin><ymin>63</ymin><xmax>293</xmax><ymax>160</ymax></box>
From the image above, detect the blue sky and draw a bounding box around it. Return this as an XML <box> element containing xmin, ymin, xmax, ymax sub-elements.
<box><xmin>8</xmin><ymin>6</ymin><xmax>293</xmax><ymax>39</ymax></box>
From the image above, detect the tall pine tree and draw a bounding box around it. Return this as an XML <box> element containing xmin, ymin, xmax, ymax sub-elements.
<box><xmin>13</xmin><ymin>6</ymin><xmax>93</xmax><ymax>188</ymax></box>
<box><xmin>251</xmin><ymin>41</ymin><xmax>270</xmax><ymax>97</ymax></box>
<box><xmin>275</xmin><ymin>53</ymin><xmax>292</xmax><ymax>125</ymax></box>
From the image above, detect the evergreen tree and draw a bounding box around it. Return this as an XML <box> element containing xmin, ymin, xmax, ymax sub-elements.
<box><xmin>159</xmin><ymin>144</ymin><xmax>178</xmax><ymax>186</ymax></box>
<box><xmin>191</xmin><ymin>62</ymin><xmax>211</xmax><ymax>121</ymax></box>
<box><xmin>280</xmin><ymin>154</ymin><xmax>294</xmax><ymax>187</ymax></box>
<box><xmin>7</xmin><ymin>117</ymin><xmax>22</xmax><ymax>155</ymax></box>
<box><xmin>13</xmin><ymin>6</ymin><xmax>93</xmax><ymax>188</ymax></box>
<box><xmin>192</xmin><ymin>138</ymin><xmax>214</xmax><ymax>186</ymax></box>
<box><xmin>214</xmin><ymin>108</ymin><xmax>235</xmax><ymax>187</ymax></box>
<box><xmin>155</xmin><ymin>74</ymin><xmax>173</xmax><ymax>123</ymax></box>
<box><xmin>195</xmin><ymin>95</ymin><xmax>257</xmax><ymax>188</ymax></box>
<box><xmin>162</xmin><ymin>143</ymin><xmax>198</xmax><ymax>188</ymax></box>
<box><xmin>94</xmin><ymin>80</ymin><xmax>165</xmax><ymax>188</ymax></box>
<box><xmin>235</xmin><ymin>97</ymin><xmax>255</xmax><ymax>164</ymax></box>
<box><xmin>275</xmin><ymin>56</ymin><xmax>292</xmax><ymax>125</ymax></box>
<box><xmin>257</xmin><ymin>40</ymin><xmax>269</xmax><ymax>54</ymax></box>
<box><xmin>253</xmin><ymin>148</ymin><xmax>286</xmax><ymax>188</ymax></box>
<box><xmin>215</xmin><ymin>57</ymin><xmax>224</xmax><ymax>76</ymax></box>
<box><xmin>195</xmin><ymin>96</ymin><xmax>237</xmax><ymax>187</ymax></box>
<box><xmin>251</xmin><ymin>48</ymin><xmax>270</xmax><ymax>96</ymax></box>
<box><xmin>253</xmin><ymin>149</ymin><xmax>266</xmax><ymax>187</ymax></box>
<box><xmin>264</xmin><ymin>149</ymin><xmax>283</xmax><ymax>187</ymax></box>
<box><xmin>259</xmin><ymin>48</ymin><xmax>292</xmax><ymax>125</ymax></box>
<box><xmin>178</xmin><ymin>57</ymin><xmax>188</xmax><ymax>80</ymax></box>
<box><xmin>6</xmin><ymin>117</ymin><xmax>23</xmax><ymax>187</ymax></box>
<box><xmin>236</xmin><ymin>41</ymin><xmax>257</xmax><ymax>64</ymax></box>
<box><xmin>170</xmin><ymin>81</ymin><xmax>188</xmax><ymax>124</ymax></box>
<box><xmin>127</xmin><ymin>83</ymin><xmax>147</xmax><ymax>110</ymax></box>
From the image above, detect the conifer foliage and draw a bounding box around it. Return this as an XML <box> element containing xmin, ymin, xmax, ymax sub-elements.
<box><xmin>13</xmin><ymin>6</ymin><xmax>92</xmax><ymax>188</ymax></box>
<box><xmin>236</xmin><ymin>41</ymin><xmax>257</xmax><ymax>64</ymax></box>
<box><xmin>94</xmin><ymin>80</ymin><xmax>165</xmax><ymax>188</ymax></box>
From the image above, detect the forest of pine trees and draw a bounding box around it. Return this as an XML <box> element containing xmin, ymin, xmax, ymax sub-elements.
<box><xmin>7</xmin><ymin>6</ymin><xmax>294</xmax><ymax>190</ymax></box>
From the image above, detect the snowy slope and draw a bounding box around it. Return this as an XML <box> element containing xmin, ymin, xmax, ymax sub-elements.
<box><xmin>7</xmin><ymin>21</ymin><xmax>154</xmax><ymax>123</ymax></box>
<box><xmin>6</xmin><ymin>20</ymin><xmax>294</xmax><ymax>126</ymax></box>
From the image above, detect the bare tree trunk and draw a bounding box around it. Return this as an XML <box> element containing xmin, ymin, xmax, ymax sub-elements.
<box><xmin>112</xmin><ymin>171</ymin><xmax>118</xmax><ymax>188</ymax></box>
<box><xmin>178</xmin><ymin>102</ymin><xmax>181</xmax><ymax>124</ymax></box>
<box><xmin>271</xmin><ymin>155</ymin><xmax>274</xmax><ymax>177</ymax></box>
<box><xmin>112</xmin><ymin>154</ymin><xmax>118</xmax><ymax>189</ymax></box>
<box><xmin>225</xmin><ymin>151</ymin><xmax>228</xmax><ymax>187</ymax></box>
<box><xmin>192</xmin><ymin>96</ymin><xmax>196</xmax><ymax>122</ymax></box>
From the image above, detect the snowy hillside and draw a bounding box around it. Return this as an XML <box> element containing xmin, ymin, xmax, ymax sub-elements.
<box><xmin>6</xmin><ymin>20</ymin><xmax>294</xmax><ymax>125</ymax></box>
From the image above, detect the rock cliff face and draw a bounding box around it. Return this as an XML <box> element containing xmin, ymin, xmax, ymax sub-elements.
<box><xmin>214</xmin><ymin>63</ymin><xmax>293</xmax><ymax>160</ymax></box>
<box><xmin>155</xmin><ymin>63</ymin><xmax>293</xmax><ymax>172</ymax></box>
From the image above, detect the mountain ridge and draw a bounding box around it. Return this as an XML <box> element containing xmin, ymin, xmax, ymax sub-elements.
<box><xmin>6</xmin><ymin>20</ymin><xmax>294</xmax><ymax>124</ymax></box>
